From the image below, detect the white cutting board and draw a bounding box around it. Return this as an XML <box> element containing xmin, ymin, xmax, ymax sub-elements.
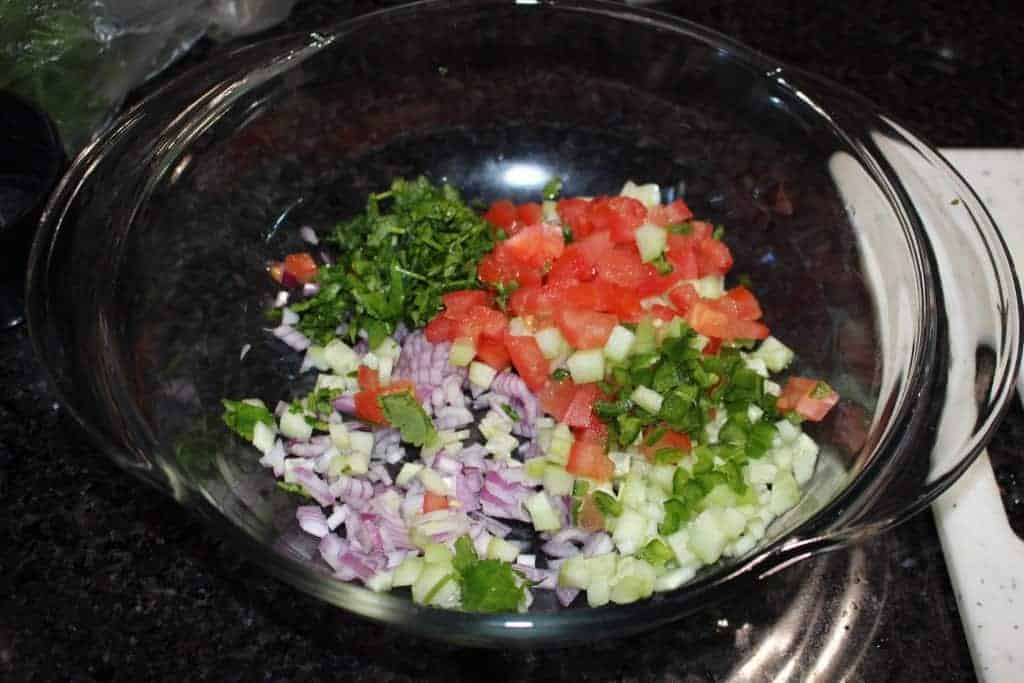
<box><xmin>932</xmin><ymin>149</ymin><xmax>1024</xmax><ymax>682</ymax></box>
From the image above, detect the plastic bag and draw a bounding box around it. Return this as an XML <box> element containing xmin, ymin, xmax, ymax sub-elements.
<box><xmin>0</xmin><ymin>0</ymin><xmax>298</xmax><ymax>152</ymax></box>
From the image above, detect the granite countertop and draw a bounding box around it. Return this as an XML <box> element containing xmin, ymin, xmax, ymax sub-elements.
<box><xmin>3</xmin><ymin>1</ymin><xmax>1023</xmax><ymax>680</ymax></box>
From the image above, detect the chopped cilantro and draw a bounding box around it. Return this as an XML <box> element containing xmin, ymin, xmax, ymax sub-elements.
<box><xmin>651</xmin><ymin>256</ymin><xmax>674</xmax><ymax>275</ymax></box>
<box><xmin>668</xmin><ymin>222</ymin><xmax>693</xmax><ymax>235</ymax></box>
<box><xmin>379</xmin><ymin>391</ymin><xmax>437</xmax><ymax>447</ymax></box>
<box><xmin>501</xmin><ymin>404</ymin><xmax>521</xmax><ymax>422</ymax></box>
<box><xmin>451</xmin><ymin>535</ymin><xmax>526</xmax><ymax>613</ymax></box>
<box><xmin>292</xmin><ymin>177</ymin><xmax>495</xmax><ymax>346</ymax></box>
<box><xmin>551</xmin><ymin>368</ymin><xmax>570</xmax><ymax>381</ymax></box>
<box><xmin>542</xmin><ymin>176</ymin><xmax>564</xmax><ymax>200</ymax></box>
<box><xmin>592</xmin><ymin>490</ymin><xmax>623</xmax><ymax>517</ymax></box>
<box><xmin>276</xmin><ymin>482</ymin><xmax>312</xmax><ymax>499</ymax></box>
<box><xmin>495</xmin><ymin>229</ymin><xmax>508</xmax><ymax>241</ymax></box>
<box><xmin>712</xmin><ymin>225</ymin><xmax>725</xmax><ymax>240</ymax></box>
<box><xmin>494</xmin><ymin>280</ymin><xmax>520</xmax><ymax>311</ymax></box>
<box><xmin>810</xmin><ymin>381</ymin><xmax>835</xmax><ymax>400</ymax></box>
<box><xmin>221</xmin><ymin>399</ymin><xmax>274</xmax><ymax>441</ymax></box>
<box><xmin>636</xmin><ymin>539</ymin><xmax>674</xmax><ymax>567</ymax></box>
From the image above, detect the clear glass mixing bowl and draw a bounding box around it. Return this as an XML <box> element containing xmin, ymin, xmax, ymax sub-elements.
<box><xmin>26</xmin><ymin>0</ymin><xmax>1021</xmax><ymax>647</ymax></box>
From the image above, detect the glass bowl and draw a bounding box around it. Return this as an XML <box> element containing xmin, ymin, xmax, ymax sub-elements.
<box><xmin>26</xmin><ymin>0</ymin><xmax>1021</xmax><ymax>647</ymax></box>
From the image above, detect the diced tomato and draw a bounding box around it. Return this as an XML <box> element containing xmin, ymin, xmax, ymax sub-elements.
<box><xmin>574</xmin><ymin>419</ymin><xmax>608</xmax><ymax>445</ymax></box>
<box><xmin>504</xmin><ymin>334</ymin><xmax>550</xmax><ymax>390</ymax></box>
<box><xmin>441</xmin><ymin>289</ymin><xmax>491</xmax><ymax>316</ymax></box>
<box><xmin>702</xmin><ymin>337</ymin><xmax>723</xmax><ymax>356</ymax></box>
<box><xmin>358</xmin><ymin>365</ymin><xmax>380</xmax><ymax>392</ymax></box>
<box><xmin>574</xmin><ymin>230</ymin><xmax>615</xmax><ymax>268</ymax></box>
<box><xmin>710</xmin><ymin>286</ymin><xmax>762</xmax><ymax>321</ymax></box>
<box><xmin>647</xmin><ymin>199</ymin><xmax>694</xmax><ymax>227</ymax></box>
<box><xmin>777</xmin><ymin>377</ymin><xmax>840</xmax><ymax>421</ymax></box>
<box><xmin>562</xmin><ymin>383</ymin><xmax>601</xmax><ymax>428</ymax></box>
<box><xmin>508</xmin><ymin>281</ymin><xmax>573</xmax><ymax>319</ymax></box>
<box><xmin>636</xmin><ymin>269</ymin><xmax>685</xmax><ymax>298</ymax></box>
<box><xmin>422</xmin><ymin>491</ymin><xmax>450</xmax><ymax>513</ymax></box>
<box><xmin>649</xmin><ymin>304</ymin><xmax>678</xmax><ymax>322</ymax></box>
<box><xmin>566</xmin><ymin>439</ymin><xmax>615</xmax><ymax>482</ymax></box>
<box><xmin>503</xmin><ymin>223</ymin><xmax>565</xmax><ymax>267</ymax></box>
<box><xmin>281</xmin><ymin>252</ymin><xmax>318</xmax><ymax>285</ymax></box>
<box><xmin>576</xmin><ymin>494</ymin><xmax>606</xmax><ymax>532</ymax></box>
<box><xmin>665</xmin><ymin>237</ymin><xmax>699</xmax><ymax>279</ymax></box>
<box><xmin>477</xmin><ymin>244</ymin><xmax>544</xmax><ymax>288</ymax></box>
<box><xmin>594</xmin><ymin>245</ymin><xmax>650</xmax><ymax>289</ymax></box>
<box><xmin>537</xmin><ymin>378</ymin><xmax>578</xmax><ymax>421</ymax></box>
<box><xmin>560</xmin><ymin>281</ymin><xmax>642</xmax><ymax>321</ymax></box>
<box><xmin>638</xmin><ymin>428</ymin><xmax>692</xmax><ymax>461</ymax></box>
<box><xmin>554</xmin><ymin>307</ymin><xmax>618</xmax><ymax>349</ymax></box>
<box><xmin>547</xmin><ymin>245</ymin><xmax>596</xmax><ymax>284</ymax></box>
<box><xmin>687</xmin><ymin>301</ymin><xmax>769</xmax><ymax>340</ymax></box>
<box><xmin>476</xmin><ymin>336</ymin><xmax>511</xmax><ymax>370</ymax></box>
<box><xmin>697</xmin><ymin>238</ymin><xmax>734</xmax><ymax>276</ymax></box>
<box><xmin>354</xmin><ymin>390</ymin><xmax>386</xmax><ymax>424</ymax></box>
<box><xmin>424</xmin><ymin>313</ymin><xmax>459</xmax><ymax>343</ymax></box>
<box><xmin>484</xmin><ymin>199</ymin><xmax>517</xmax><ymax>230</ymax></box>
<box><xmin>556</xmin><ymin>197</ymin><xmax>593</xmax><ymax>238</ymax></box>
<box><xmin>667</xmin><ymin>283</ymin><xmax>700</xmax><ymax>314</ymax></box>
<box><xmin>517</xmin><ymin>202</ymin><xmax>544</xmax><ymax>226</ymax></box>
<box><xmin>459</xmin><ymin>304</ymin><xmax>507</xmax><ymax>342</ymax></box>
<box><xmin>588</xmin><ymin>196</ymin><xmax>648</xmax><ymax>243</ymax></box>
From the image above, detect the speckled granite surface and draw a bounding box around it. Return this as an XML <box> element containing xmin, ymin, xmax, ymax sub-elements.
<box><xmin>3</xmin><ymin>1</ymin><xmax>1023</xmax><ymax>680</ymax></box>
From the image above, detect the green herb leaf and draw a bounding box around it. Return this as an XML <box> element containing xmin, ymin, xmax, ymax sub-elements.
<box><xmin>453</xmin><ymin>536</ymin><xmax>478</xmax><ymax>574</ymax></box>
<box><xmin>637</xmin><ymin>539</ymin><xmax>674</xmax><ymax>567</ymax></box>
<box><xmin>276</xmin><ymin>482</ymin><xmax>313</xmax><ymax>499</ymax></box>
<box><xmin>551</xmin><ymin>368</ymin><xmax>571</xmax><ymax>381</ymax></box>
<box><xmin>592</xmin><ymin>490</ymin><xmax>623</xmax><ymax>517</ymax></box>
<box><xmin>810</xmin><ymin>381</ymin><xmax>835</xmax><ymax>400</ymax></box>
<box><xmin>542</xmin><ymin>176</ymin><xmax>564</xmax><ymax>200</ymax></box>
<box><xmin>501</xmin><ymin>404</ymin><xmax>521</xmax><ymax>422</ymax></box>
<box><xmin>379</xmin><ymin>391</ymin><xmax>438</xmax><ymax>447</ymax></box>
<box><xmin>459</xmin><ymin>559</ymin><xmax>526</xmax><ymax>613</ymax></box>
<box><xmin>221</xmin><ymin>399</ymin><xmax>274</xmax><ymax>441</ymax></box>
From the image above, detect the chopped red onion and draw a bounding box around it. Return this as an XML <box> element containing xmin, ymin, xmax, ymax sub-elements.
<box><xmin>582</xmin><ymin>532</ymin><xmax>614</xmax><ymax>557</ymax></box>
<box><xmin>302</xmin><ymin>282</ymin><xmax>320</xmax><ymax>297</ymax></box>
<box><xmin>291</xmin><ymin>467</ymin><xmax>334</xmax><ymax>507</ymax></box>
<box><xmin>541</xmin><ymin>540</ymin><xmax>581</xmax><ymax>558</ymax></box>
<box><xmin>259</xmin><ymin>439</ymin><xmax>286</xmax><ymax>477</ymax></box>
<box><xmin>550</xmin><ymin>528</ymin><xmax>590</xmax><ymax>545</ymax></box>
<box><xmin>326</xmin><ymin>505</ymin><xmax>349</xmax><ymax>530</ymax></box>
<box><xmin>469</xmin><ymin>511</ymin><xmax>513</xmax><ymax>538</ymax></box>
<box><xmin>555</xmin><ymin>587</ymin><xmax>580</xmax><ymax>607</ymax></box>
<box><xmin>288</xmin><ymin>438</ymin><xmax>331</xmax><ymax>458</ymax></box>
<box><xmin>300</xmin><ymin>225</ymin><xmax>319</xmax><ymax>245</ymax></box>
<box><xmin>333</xmin><ymin>394</ymin><xmax>356</xmax><ymax>414</ymax></box>
<box><xmin>282</xmin><ymin>308</ymin><xmax>299</xmax><ymax>326</ymax></box>
<box><xmin>329</xmin><ymin>475</ymin><xmax>374</xmax><ymax>503</ymax></box>
<box><xmin>272</xmin><ymin>324</ymin><xmax>311</xmax><ymax>351</ymax></box>
<box><xmin>296</xmin><ymin>505</ymin><xmax>329</xmax><ymax>538</ymax></box>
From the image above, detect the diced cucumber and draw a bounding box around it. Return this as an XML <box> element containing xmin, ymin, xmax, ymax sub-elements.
<box><xmin>348</xmin><ymin>430</ymin><xmax>374</xmax><ymax>457</ymax></box>
<box><xmin>745</xmin><ymin>460</ymin><xmax>778</xmax><ymax>485</ymax></box>
<box><xmin>630</xmin><ymin>385</ymin><xmax>664</xmax><ymax>414</ymax></box>
<box><xmin>372</xmin><ymin>337</ymin><xmax>401</xmax><ymax>361</ymax></box>
<box><xmin>328</xmin><ymin>422</ymin><xmax>350</xmax><ymax>450</ymax></box>
<box><xmin>487</xmin><ymin>536</ymin><xmax>521</xmax><ymax>563</ymax></box>
<box><xmin>524</xmin><ymin>492</ymin><xmax>562</xmax><ymax>532</ymax></box>
<box><xmin>609</xmin><ymin>557</ymin><xmax>656</xmax><ymax>604</ymax></box>
<box><xmin>612</xmin><ymin>509</ymin><xmax>649</xmax><ymax>555</ymax></box>
<box><xmin>395</xmin><ymin>462</ymin><xmax>424</xmax><ymax>487</ymax></box>
<box><xmin>586</xmin><ymin>577</ymin><xmax>611</xmax><ymax>607</ymax></box>
<box><xmin>315</xmin><ymin>373</ymin><xmax>349</xmax><ymax>392</ymax></box>
<box><xmin>418</xmin><ymin>468</ymin><xmax>450</xmax><ymax>495</ymax></box>
<box><xmin>567</xmin><ymin>349</ymin><xmax>605</xmax><ymax>384</ymax></box>
<box><xmin>649</xmin><ymin>464</ymin><xmax>676</xmax><ymax>494</ymax></box>
<box><xmin>559</xmin><ymin>556</ymin><xmax>591</xmax><ymax>589</ymax></box>
<box><xmin>603</xmin><ymin>325</ymin><xmax>636</xmax><ymax>363</ymax></box>
<box><xmin>654</xmin><ymin>566</ymin><xmax>697</xmax><ymax>592</ymax></box>
<box><xmin>448</xmin><ymin>339</ymin><xmax>476</xmax><ymax>367</ymax></box>
<box><xmin>665</xmin><ymin>530</ymin><xmax>698</xmax><ymax>567</ymax></box>
<box><xmin>764</xmin><ymin>380</ymin><xmax>782</xmax><ymax>396</ymax></box>
<box><xmin>692</xmin><ymin>275</ymin><xmax>725</xmax><ymax>299</ymax></box>
<box><xmin>507</xmin><ymin>317</ymin><xmax>530</xmax><ymax>337</ymax></box>
<box><xmin>717</xmin><ymin>507</ymin><xmax>748</xmax><ymax>540</ymax></box>
<box><xmin>769</xmin><ymin>470</ymin><xmax>800</xmax><ymax>515</ymax></box>
<box><xmin>365</xmin><ymin>570</ymin><xmax>394</xmax><ymax>593</ymax></box>
<box><xmin>688</xmin><ymin>509</ymin><xmax>727</xmax><ymax>564</ymax></box>
<box><xmin>619</xmin><ymin>180</ymin><xmax>661</xmax><ymax>207</ymax></box>
<box><xmin>543</xmin><ymin>466</ymin><xmax>576</xmax><ymax>496</ymax></box>
<box><xmin>635</xmin><ymin>223</ymin><xmax>668</xmax><ymax>262</ymax></box>
<box><xmin>252</xmin><ymin>420</ymin><xmax>277</xmax><ymax>455</ymax></box>
<box><xmin>423</xmin><ymin>543</ymin><xmax>454</xmax><ymax>565</ymax></box>
<box><xmin>751</xmin><ymin>336</ymin><xmax>795</xmax><ymax>372</ymax></box>
<box><xmin>279</xmin><ymin>410</ymin><xmax>313</xmax><ymax>441</ymax></box>
<box><xmin>584</xmin><ymin>553</ymin><xmax>618</xmax><ymax>582</ymax></box>
<box><xmin>791</xmin><ymin>433</ymin><xmax>820</xmax><ymax>485</ymax></box>
<box><xmin>542</xmin><ymin>199</ymin><xmax>559</xmax><ymax>222</ymax></box>
<box><xmin>656</xmin><ymin>317</ymin><xmax>687</xmax><ymax>344</ymax></box>
<box><xmin>747</xmin><ymin>404</ymin><xmax>765</xmax><ymax>423</ymax></box>
<box><xmin>619</xmin><ymin>472</ymin><xmax>647</xmax><ymax>510</ymax></box>
<box><xmin>392</xmin><ymin>556</ymin><xmax>425</xmax><ymax>587</ymax></box>
<box><xmin>302</xmin><ymin>345</ymin><xmax>330</xmax><ymax>372</ymax></box>
<box><xmin>633</xmin><ymin>317</ymin><xmax>657</xmax><ymax>354</ymax></box>
<box><xmin>608</xmin><ymin>451</ymin><xmax>632</xmax><ymax>478</ymax></box>
<box><xmin>536</xmin><ymin>327</ymin><xmax>570</xmax><ymax>360</ymax></box>
<box><xmin>360</xmin><ymin>352</ymin><xmax>380</xmax><ymax>371</ymax></box>
<box><xmin>338</xmin><ymin>449</ymin><xmax>370</xmax><ymax>475</ymax></box>
<box><xmin>547</xmin><ymin>423</ymin><xmax>574</xmax><ymax>465</ymax></box>
<box><xmin>411</xmin><ymin>564</ymin><xmax>459</xmax><ymax>608</ymax></box>
<box><xmin>468</xmin><ymin>361</ymin><xmax>497</xmax><ymax>389</ymax></box>
<box><xmin>324</xmin><ymin>339</ymin><xmax>360</xmax><ymax>375</ymax></box>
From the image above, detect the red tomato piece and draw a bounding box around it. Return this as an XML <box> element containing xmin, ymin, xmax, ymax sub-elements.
<box><xmin>476</xmin><ymin>336</ymin><xmax>511</xmax><ymax>371</ymax></box>
<box><xmin>477</xmin><ymin>245</ymin><xmax>544</xmax><ymax>288</ymax></box>
<box><xmin>484</xmin><ymin>199</ymin><xmax>517</xmax><ymax>230</ymax></box>
<box><xmin>358</xmin><ymin>365</ymin><xmax>380</xmax><ymax>392</ymax></box>
<box><xmin>702</xmin><ymin>337</ymin><xmax>723</xmax><ymax>356</ymax></box>
<box><xmin>647</xmin><ymin>199</ymin><xmax>694</xmax><ymax>227</ymax></box>
<box><xmin>720</xmin><ymin>286</ymin><xmax>763</xmax><ymax>320</ymax></box>
<box><xmin>574</xmin><ymin>230</ymin><xmax>615</xmax><ymax>268</ymax></box>
<box><xmin>516</xmin><ymin>202</ymin><xmax>544</xmax><ymax>226</ymax></box>
<box><xmin>504</xmin><ymin>334</ymin><xmax>550</xmax><ymax>390</ymax></box>
<box><xmin>697</xmin><ymin>238</ymin><xmax>734</xmax><ymax>276</ymax></box>
<box><xmin>667</xmin><ymin>283</ymin><xmax>700</xmax><ymax>314</ymax></box>
<box><xmin>441</xmin><ymin>289</ymin><xmax>491</xmax><ymax>315</ymax></box>
<box><xmin>554</xmin><ymin>307</ymin><xmax>618</xmax><ymax>349</ymax></box>
<box><xmin>777</xmin><ymin>377</ymin><xmax>840</xmax><ymax>421</ymax></box>
<box><xmin>458</xmin><ymin>304</ymin><xmax>507</xmax><ymax>342</ymax></box>
<box><xmin>638</xmin><ymin>428</ymin><xmax>692</xmax><ymax>461</ymax></box>
<box><xmin>594</xmin><ymin>245</ymin><xmax>649</xmax><ymax>289</ymax></box>
<box><xmin>502</xmin><ymin>223</ymin><xmax>565</xmax><ymax>268</ymax></box>
<box><xmin>422</xmin><ymin>491</ymin><xmax>450</xmax><ymax>513</ymax></box>
<box><xmin>424</xmin><ymin>313</ymin><xmax>459</xmax><ymax>343</ymax></box>
<box><xmin>648</xmin><ymin>304</ymin><xmax>678</xmax><ymax>322</ymax></box>
<box><xmin>665</xmin><ymin>237</ymin><xmax>699</xmax><ymax>279</ymax></box>
<box><xmin>547</xmin><ymin>244</ymin><xmax>597</xmax><ymax>284</ymax></box>
<box><xmin>562</xmin><ymin>281</ymin><xmax>642</xmax><ymax>321</ymax></box>
<box><xmin>354</xmin><ymin>390</ymin><xmax>386</xmax><ymax>424</ymax></box>
<box><xmin>687</xmin><ymin>301</ymin><xmax>769</xmax><ymax>340</ymax></box>
<box><xmin>283</xmin><ymin>252</ymin><xmax>318</xmax><ymax>285</ymax></box>
<box><xmin>562</xmin><ymin>383</ymin><xmax>601</xmax><ymax>428</ymax></box>
<box><xmin>588</xmin><ymin>196</ymin><xmax>648</xmax><ymax>243</ymax></box>
<box><xmin>574</xmin><ymin>420</ymin><xmax>609</xmax><ymax>445</ymax></box>
<box><xmin>636</xmin><ymin>270</ymin><xmax>685</xmax><ymax>298</ymax></box>
<box><xmin>566</xmin><ymin>440</ymin><xmax>615</xmax><ymax>482</ymax></box>
<box><xmin>537</xmin><ymin>378</ymin><xmax>578</xmax><ymax>421</ymax></box>
<box><xmin>556</xmin><ymin>197</ymin><xmax>593</xmax><ymax>238</ymax></box>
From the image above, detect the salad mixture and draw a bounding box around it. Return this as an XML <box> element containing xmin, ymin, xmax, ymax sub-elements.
<box><xmin>222</xmin><ymin>177</ymin><xmax>839</xmax><ymax>612</ymax></box>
